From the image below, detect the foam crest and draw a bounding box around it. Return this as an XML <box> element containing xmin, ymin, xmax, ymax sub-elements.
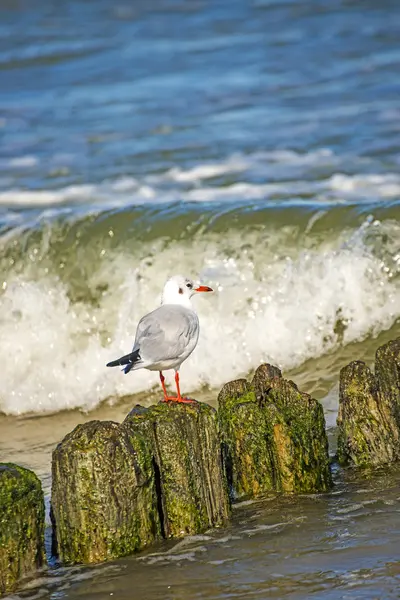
<box><xmin>0</xmin><ymin>216</ymin><xmax>398</xmax><ymax>415</ymax></box>
<box><xmin>0</xmin><ymin>185</ymin><xmax>96</xmax><ymax>207</ymax></box>
<box><xmin>1</xmin><ymin>149</ymin><xmax>398</xmax><ymax>214</ymax></box>
<box><xmin>329</xmin><ymin>173</ymin><xmax>400</xmax><ymax>197</ymax></box>
<box><xmin>8</xmin><ymin>156</ymin><xmax>39</xmax><ymax>168</ymax></box>
<box><xmin>166</xmin><ymin>155</ymin><xmax>248</xmax><ymax>182</ymax></box>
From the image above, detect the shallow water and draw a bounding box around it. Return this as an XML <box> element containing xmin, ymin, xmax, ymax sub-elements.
<box><xmin>66</xmin><ymin>467</ymin><xmax>400</xmax><ymax>600</ymax></box>
<box><xmin>1</xmin><ymin>0</ymin><xmax>400</xmax><ymax>597</ymax></box>
<box><xmin>7</xmin><ymin>466</ymin><xmax>400</xmax><ymax>600</ymax></box>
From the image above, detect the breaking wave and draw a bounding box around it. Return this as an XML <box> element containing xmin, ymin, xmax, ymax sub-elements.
<box><xmin>0</xmin><ymin>204</ymin><xmax>399</xmax><ymax>415</ymax></box>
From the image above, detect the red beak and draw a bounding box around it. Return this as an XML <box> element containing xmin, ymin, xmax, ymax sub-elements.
<box><xmin>194</xmin><ymin>285</ymin><xmax>213</xmax><ymax>293</ymax></box>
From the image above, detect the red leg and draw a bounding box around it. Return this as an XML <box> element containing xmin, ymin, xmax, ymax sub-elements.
<box><xmin>160</xmin><ymin>371</ymin><xmax>184</xmax><ymax>402</ymax></box>
<box><xmin>160</xmin><ymin>371</ymin><xmax>195</xmax><ymax>404</ymax></box>
<box><xmin>173</xmin><ymin>371</ymin><xmax>195</xmax><ymax>404</ymax></box>
<box><xmin>175</xmin><ymin>371</ymin><xmax>183</xmax><ymax>400</ymax></box>
<box><xmin>159</xmin><ymin>371</ymin><xmax>169</xmax><ymax>401</ymax></box>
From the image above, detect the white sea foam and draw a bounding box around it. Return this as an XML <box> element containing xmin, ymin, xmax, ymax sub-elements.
<box><xmin>8</xmin><ymin>156</ymin><xmax>39</xmax><ymax>168</ymax></box>
<box><xmin>166</xmin><ymin>155</ymin><xmax>248</xmax><ymax>182</ymax></box>
<box><xmin>0</xmin><ymin>149</ymin><xmax>397</xmax><ymax>211</ymax></box>
<box><xmin>0</xmin><ymin>180</ymin><xmax>162</xmax><ymax>208</ymax></box>
<box><xmin>0</xmin><ymin>217</ymin><xmax>399</xmax><ymax>416</ymax></box>
<box><xmin>329</xmin><ymin>173</ymin><xmax>400</xmax><ymax>197</ymax></box>
<box><xmin>0</xmin><ymin>185</ymin><xmax>96</xmax><ymax>207</ymax></box>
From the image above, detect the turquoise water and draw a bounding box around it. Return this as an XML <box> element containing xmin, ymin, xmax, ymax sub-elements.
<box><xmin>1</xmin><ymin>0</ymin><xmax>400</xmax><ymax>597</ymax></box>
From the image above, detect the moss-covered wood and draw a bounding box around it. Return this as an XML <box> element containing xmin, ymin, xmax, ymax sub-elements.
<box><xmin>375</xmin><ymin>337</ymin><xmax>400</xmax><ymax>427</ymax></box>
<box><xmin>124</xmin><ymin>401</ymin><xmax>230</xmax><ymax>538</ymax></box>
<box><xmin>337</xmin><ymin>338</ymin><xmax>400</xmax><ymax>468</ymax></box>
<box><xmin>0</xmin><ymin>463</ymin><xmax>45</xmax><ymax>596</ymax></box>
<box><xmin>218</xmin><ymin>364</ymin><xmax>332</xmax><ymax>500</ymax></box>
<box><xmin>51</xmin><ymin>420</ymin><xmax>161</xmax><ymax>564</ymax></box>
<box><xmin>51</xmin><ymin>401</ymin><xmax>229</xmax><ymax>565</ymax></box>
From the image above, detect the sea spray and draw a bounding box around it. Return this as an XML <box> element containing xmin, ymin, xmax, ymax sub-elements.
<box><xmin>0</xmin><ymin>209</ymin><xmax>398</xmax><ymax>415</ymax></box>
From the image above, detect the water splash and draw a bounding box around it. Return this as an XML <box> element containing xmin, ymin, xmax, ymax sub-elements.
<box><xmin>0</xmin><ymin>213</ymin><xmax>398</xmax><ymax>415</ymax></box>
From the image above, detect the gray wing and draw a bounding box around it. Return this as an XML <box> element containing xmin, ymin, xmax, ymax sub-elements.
<box><xmin>133</xmin><ymin>305</ymin><xmax>199</xmax><ymax>364</ymax></box>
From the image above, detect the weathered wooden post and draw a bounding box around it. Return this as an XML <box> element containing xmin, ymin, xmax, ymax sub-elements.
<box><xmin>337</xmin><ymin>338</ymin><xmax>400</xmax><ymax>468</ymax></box>
<box><xmin>124</xmin><ymin>401</ymin><xmax>230</xmax><ymax>538</ymax></box>
<box><xmin>0</xmin><ymin>464</ymin><xmax>45</xmax><ymax>595</ymax></box>
<box><xmin>218</xmin><ymin>364</ymin><xmax>332</xmax><ymax>499</ymax></box>
<box><xmin>51</xmin><ymin>401</ymin><xmax>230</xmax><ymax>564</ymax></box>
<box><xmin>51</xmin><ymin>420</ymin><xmax>160</xmax><ymax>564</ymax></box>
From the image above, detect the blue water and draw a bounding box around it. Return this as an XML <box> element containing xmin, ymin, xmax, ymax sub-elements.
<box><xmin>1</xmin><ymin>0</ymin><xmax>400</xmax><ymax>194</ymax></box>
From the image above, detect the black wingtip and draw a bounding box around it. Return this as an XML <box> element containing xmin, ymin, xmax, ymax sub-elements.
<box><xmin>106</xmin><ymin>349</ymin><xmax>141</xmax><ymax>370</ymax></box>
<box><xmin>106</xmin><ymin>359</ymin><xmax>119</xmax><ymax>368</ymax></box>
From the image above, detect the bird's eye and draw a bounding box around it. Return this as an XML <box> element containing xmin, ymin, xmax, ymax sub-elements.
<box><xmin>186</xmin><ymin>282</ymin><xmax>192</xmax><ymax>289</ymax></box>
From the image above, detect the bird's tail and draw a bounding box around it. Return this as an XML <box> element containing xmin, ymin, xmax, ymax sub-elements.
<box><xmin>106</xmin><ymin>348</ymin><xmax>141</xmax><ymax>374</ymax></box>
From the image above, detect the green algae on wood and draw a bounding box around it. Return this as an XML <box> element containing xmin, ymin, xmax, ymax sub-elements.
<box><xmin>219</xmin><ymin>393</ymin><xmax>275</xmax><ymax>498</ymax></box>
<box><xmin>375</xmin><ymin>337</ymin><xmax>400</xmax><ymax>428</ymax></box>
<box><xmin>51</xmin><ymin>420</ymin><xmax>161</xmax><ymax>564</ymax></box>
<box><xmin>0</xmin><ymin>463</ymin><xmax>45</xmax><ymax>596</ymax></box>
<box><xmin>124</xmin><ymin>400</ymin><xmax>230</xmax><ymax>538</ymax></box>
<box><xmin>218</xmin><ymin>364</ymin><xmax>332</xmax><ymax>500</ymax></box>
<box><xmin>51</xmin><ymin>401</ymin><xmax>229</xmax><ymax>565</ymax></box>
<box><xmin>337</xmin><ymin>346</ymin><xmax>400</xmax><ymax>468</ymax></box>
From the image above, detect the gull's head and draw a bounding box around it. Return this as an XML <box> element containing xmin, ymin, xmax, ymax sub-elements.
<box><xmin>161</xmin><ymin>275</ymin><xmax>213</xmax><ymax>307</ymax></box>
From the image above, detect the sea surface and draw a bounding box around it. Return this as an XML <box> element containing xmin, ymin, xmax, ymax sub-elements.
<box><xmin>1</xmin><ymin>0</ymin><xmax>400</xmax><ymax>598</ymax></box>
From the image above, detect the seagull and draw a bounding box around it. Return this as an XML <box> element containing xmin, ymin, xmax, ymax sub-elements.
<box><xmin>106</xmin><ymin>274</ymin><xmax>213</xmax><ymax>403</ymax></box>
